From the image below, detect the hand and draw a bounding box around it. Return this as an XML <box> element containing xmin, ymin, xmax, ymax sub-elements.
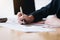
<box><xmin>45</xmin><ymin>15</ymin><xmax>60</xmax><ymax>27</ymax></box>
<box><xmin>17</xmin><ymin>12</ymin><xmax>34</xmax><ymax>24</ymax></box>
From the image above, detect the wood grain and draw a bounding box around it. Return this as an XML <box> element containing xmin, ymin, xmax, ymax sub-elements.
<box><xmin>0</xmin><ymin>27</ymin><xmax>60</xmax><ymax>40</ymax></box>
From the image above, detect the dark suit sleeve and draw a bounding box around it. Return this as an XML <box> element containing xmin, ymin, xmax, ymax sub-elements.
<box><xmin>30</xmin><ymin>0</ymin><xmax>57</xmax><ymax>22</ymax></box>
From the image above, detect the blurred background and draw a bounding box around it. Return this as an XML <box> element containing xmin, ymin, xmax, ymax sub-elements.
<box><xmin>0</xmin><ymin>0</ymin><xmax>51</xmax><ymax>17</ymax></box>
<box><xmin>13</xmin><ymin>0</ymin><xmax>52</xmax><ymax>15</ymax></box>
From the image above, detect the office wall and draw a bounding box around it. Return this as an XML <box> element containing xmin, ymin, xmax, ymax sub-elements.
<box><xmin>34</xmin><ymin>0</ymin><xmax>52</xmax><ymax>10</ymax></box>
<box><xmin>0</xmin><ymin>0</ymin><xmax>14</xmax><ymax>17</ymax></box>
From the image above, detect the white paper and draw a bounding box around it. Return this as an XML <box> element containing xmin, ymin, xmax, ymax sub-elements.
<box><xmin>0</xmin><ymin>15</ymin><xmax>56</xmax><ymax>32</ymax></box>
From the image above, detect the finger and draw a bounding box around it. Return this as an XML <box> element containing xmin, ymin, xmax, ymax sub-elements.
<box><xmin>18</xmin><ymin>14</ymin><xmax>29</xmax><ymax>23</ymax></box>
<box><xmin>17</xmin><ymin>12</ymin><xmax>23</xmax><ymax>17</ymax></box>
<box><xmin>18</xmin><ymin>20</ymin><xmax>23</xmax><ymax>24</ymax></box>
<box><xmin>18</xmin><ymin>18</ymin><xmax>26</xmax><ymax>25</ymax></box>
<box><xmin>18</xmin><ymin>16</ymin><xmax>27</xmax><ymax>23</ymax></box>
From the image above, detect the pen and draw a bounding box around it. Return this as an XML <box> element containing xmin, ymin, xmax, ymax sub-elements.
<box><xmin>20</xmin><ymin>6</ymin><xmax>26</xmax><ymax>25</ymax></box>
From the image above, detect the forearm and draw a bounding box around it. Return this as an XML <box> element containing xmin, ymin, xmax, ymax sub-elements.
<box><xmin>30</xmin><ymin>7</ymin><xmax>50</xmax><ymax>22</ymax></box>
<box><xmin>30</xmin><ymin>0</ymin><xmax>56</xmax><ymax>22</ymax></box>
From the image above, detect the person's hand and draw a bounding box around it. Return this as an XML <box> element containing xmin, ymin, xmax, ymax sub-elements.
<box><xmin>45</xmin><ymin>15</ymin><xmax>60</xmax><ymax>27</ymax></box>
<box><xmin>17</xmin><ymin>12</ymin><xmax>34</xmax><ymax>24</ymax></box>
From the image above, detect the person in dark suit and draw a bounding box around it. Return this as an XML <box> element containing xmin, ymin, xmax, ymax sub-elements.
<box><xmin>17</xmin><ymin>0</ymin><xmax>60</xmax><ymax>24</ymax></box>
<box><xmin>20</xmin><ymin>0</ymin><xmax>35</xmax><ymax>15</ymax></box>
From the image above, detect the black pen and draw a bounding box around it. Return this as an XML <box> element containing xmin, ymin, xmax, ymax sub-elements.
<box><xmin>20</xmin><ymin>6</ymin><xmax>26</xmax><ymax>25</ymax></box>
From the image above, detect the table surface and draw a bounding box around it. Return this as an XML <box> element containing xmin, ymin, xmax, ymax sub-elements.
<box><xmin>0</xmin><ymin>26</ymin><xmax>60</xmax><ymax>40</ymax></box>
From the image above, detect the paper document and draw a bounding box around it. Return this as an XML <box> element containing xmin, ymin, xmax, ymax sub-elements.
<box><xmin>0</xmin><ymin>15</ymin><xmax>56</xmax><ymax>32</ymax></box>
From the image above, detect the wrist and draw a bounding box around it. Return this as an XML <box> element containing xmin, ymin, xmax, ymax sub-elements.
<box><xmin>28</xmin><ymin>15</ymin><xmax>34</xmax><ymax>23</ymax></box>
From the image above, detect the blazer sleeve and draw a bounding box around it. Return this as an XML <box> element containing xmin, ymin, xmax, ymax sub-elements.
<box><xmin>30</xmin><ymin>0</ymin><xmax>57</xmax><ymax>22</ymax></box>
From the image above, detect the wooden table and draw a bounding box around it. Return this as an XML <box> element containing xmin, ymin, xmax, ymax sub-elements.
<box><xmin>0</xmin><ymin>26</ymin><xmax>60</xmax><ymax>40</ymax></box>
